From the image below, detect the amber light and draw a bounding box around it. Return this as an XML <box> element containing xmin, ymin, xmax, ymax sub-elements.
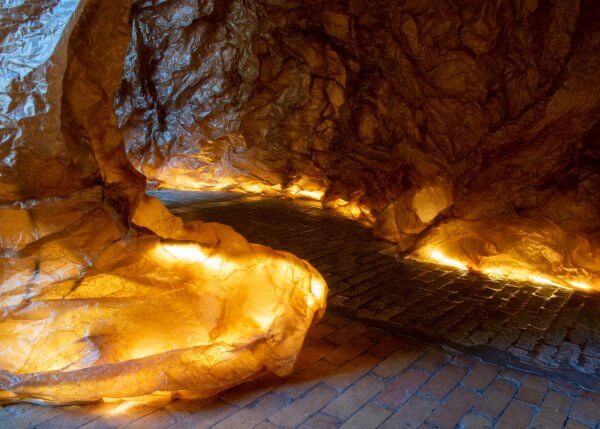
<box><xmin>0</xmin><ymin>232</ymin><xmax>327</xmax><ymax>405</ymax></box>
<box><xmin>423</xmin><ymin>248</ymin><xmax>469</xmax><ymax>271</ymax></box>
<box><xmin>418</xmin><ymin>245</ymin><xmax>595</xmax><ymax>290</ymax></box>
<box><xmin>156</xmin><ymin>174</ymin><xmax>598</xmax><ymax>292</ymax></box>
<box><xmin>156</xmin><ymin>174</ymin><xmax>325</xmax><ymax>203</ymax></box>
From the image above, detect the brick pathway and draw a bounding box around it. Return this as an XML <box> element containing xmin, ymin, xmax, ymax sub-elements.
<box><xmin>3</xmin><ymin>315</ymin><xmax>599</xmax><ymax>428</ymax></box>
<box><xmin>3</xmin><ymin>190</ymin><xmax>600</xmax><ymax>428</ymax></box>
<box><xmin>156</xmin><ymin>190</ymin><xmax>600</xmax><ymax>391</ymax></box>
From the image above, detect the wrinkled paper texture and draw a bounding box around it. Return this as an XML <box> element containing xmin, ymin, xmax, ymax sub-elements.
<box><xmin>117</xmin><ymin>0</ymin><xmax>600</xmax><ymax>288</ymax></box>
<box><xmin>0</xmin><ymin>0</ymin><xmax>326</xmax><ymax>404</ymax></box>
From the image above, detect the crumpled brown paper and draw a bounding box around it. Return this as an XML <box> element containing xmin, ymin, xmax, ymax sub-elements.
<box><xmin>117</xmin><ymin>0</ymin><xmax>600</xmax><ymax>289</ymax></box>
<box><xmin>0</xmin><ymin>0</ymin><xmax>325</xmax><ymax>405</ymax></box>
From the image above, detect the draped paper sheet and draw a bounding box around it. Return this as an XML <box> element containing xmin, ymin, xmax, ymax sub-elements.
<box><xmin>0</xmin><ymin>0</ymin><xmax>326</xmax><ymax>404</ymax></box>
<box><xmin>117</xmin><ymin>0</ymin><xmax>600</xmax><ymax>289</ymax></box>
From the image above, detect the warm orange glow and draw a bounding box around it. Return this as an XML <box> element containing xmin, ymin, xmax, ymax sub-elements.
<box><xmin>480</xmin><ymin>265</ymin><xmax>560</xmax><ymax>286</ymax></box>
<box><xmin>311</xmin><ymin>278</ymin><xmax>326</xmax><ymax>302</ymax></box>
<box><xmin>422</xmin><ymin>247</ymin><xmax>469</xmax><ymax>271</ymax></box>
<box><xmin>414</xmin><ymin>244</ymin><xmax>599</xmax><ymax>291</ymax></box>
<box><xmin>0</xmin><ymin>214</ymin><xmax>327</xmax><ymax>405</ymax></box>
<box><xmin>107</xmin><ymin>401</ymin><xmax>138</xmax><ymax>415</ymax></box>
<box><xmin>566</xmin><ymin>280</ymin><xmax>591</xmax><ymax>290</ymax></box>
<box><xmin>327</xmin><ymin>198</ymin><xmax>375</xmax><ymax>224</ymax></box>
<box><xmin>307</xmin><ymin>278</ymin><xmax>327</xmax><ymax>308</ymax></box>
<box><xmin>286</xmin><ymin>185</ymin><xmax>325</xmax><ymax>201</ymax></box>
<box><xmin>156</xmin><ymin>174</ymin><xmax>326</xmax><ymax>202</ymax></box>
<box><xmin>104</xmin><ymin>392</ymin><xmax>173</xmax><ymax>414</ymax></box>
<box><xmin>479</xmin><ymin>265</ymin><xmax>582</xmax><ymax>288</ymax></box>
<box><xmin>530</xmin><ymin>275</ymin><xmax>555</xmax><ymax>286</ymax></box>
<box><xmin>158</xmin><ymin>242</ymin><xmax>208</xmax><ymax>261</ymax></box>
<box><xmin>155</xmin><ymin>242</ymin><xmax>239</xmax><ymax>276</ymax></box>
<box><xmin>154</xmin><ymin>173</ymin><xmax>382</xmax><ymax>227</ymax></box>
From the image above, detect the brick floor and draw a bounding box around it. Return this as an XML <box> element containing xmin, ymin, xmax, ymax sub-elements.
<box><xmin>153</xmin><ymin>190</ymin><xmax>600</xmax><ymax>391</ymax></box>
<box><xmin>4</xmin><ymin>191</ymin><xmax>600</xmax><ymax>428</ymax></box>
<box><xmin>5</xmin><ymin>315</ymin><xmax>600</xmax><ymax>428</ymax></box>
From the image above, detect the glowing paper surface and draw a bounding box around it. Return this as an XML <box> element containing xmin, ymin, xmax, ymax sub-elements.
<box><xmin>0</xmin><ymin>0</ymin><xmax>326</xmax><ymax>405</ymax></box>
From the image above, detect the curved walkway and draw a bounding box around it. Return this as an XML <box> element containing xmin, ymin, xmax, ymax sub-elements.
<box><xmin>157</xmin><ymin>190</ymin><xmax>600</xmax><ymax>391</ymax></box>
<box><xmin>2</xmin><ymin>190</ymin><xmax>599</xmax><ymax>429</ymax></box>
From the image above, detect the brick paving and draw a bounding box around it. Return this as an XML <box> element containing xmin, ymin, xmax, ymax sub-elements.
<box><xmin>155</xmin><ymin>190</ymin><xmax>600</xmax><ymax>391</ymax></box>
<box><xmin>3</xmin><ymin>315</ymin><xmax>599</xmax><ymax>428</ymax></box>
<box><xmin>3</xmin><ymin>190</ymin><xmax>600</xmax><ymax>428</ymax></box>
